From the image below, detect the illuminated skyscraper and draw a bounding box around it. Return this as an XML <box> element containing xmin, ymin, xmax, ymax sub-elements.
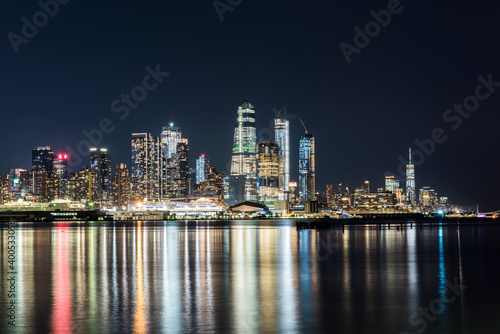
<box><xmin>90</xmin><ymin>148</ymin><xmax>112</xmax><ymax>205</ymax></box>
<box><xmin>274</xmin><ymin>115</ymin><xmax>290</xmax><ymax>201</ymax></box>
<box><xmin>406</xmin><ymin>148</ymin><xmax>416</xmax><ymax>206</ymax></box>
<box><xmin>196</xmin><ymin>154</ymin><xmax>210</xmax><ymax>184</ymax></box>
<box><xmin>161</xmin><ymin>122</ymin><xmax>181</xmax><ymax>159</ymax></box>
<box><xmin>68</xmin><ymin>165</ymin><xmax>92</xmax><ymax>203</ymax></box>
<box><xmin>177</xmin><ymin>139</ymin><xmax>190</xmax><ymax>198</ymax></box>
<box><xmin>299</xmin><ymin>132</ymin><xmax>316</xmax><ymax>203</ymax></box>
<box><xmin>32</xmin><ymin>146</ymin><xmax>54</xmax><ymax>171</ymax></box>
<box><xmin>112</xmin><ymin>163</ymin><xmax>131</xmax><ymax>209</ymax></box>
<box><xmin>228</xmin><ymin>100</ymin><xmax>257</xmax><ymax>205</ymax></box>
<box><xmin>31</xmin><ymin>146</ymin><xmax>54</xmax><ymax>201</ymax></box>
<box><xmin>419</xmin><ymin>186</ymin><xmax>437</xmax><ymax>210</ymax></box>
<box><xmin>257</xmin><ymin>141</ymin><xmax>282</xmax><ymax>201</ymax></box>
<box><xmin>385</xmin><ymin>175</ymin><xmax>396</xmax><ymax>193</ymax></box>
<box><xmin>131</xmin><ymin>133</ymin><xmax>162</xmax><ymax>202</ymax></box>
<box><xmin>165</xmin><ymin>138</ymin><xmax>189</xmax><ymax>198</ymax></box>
<box><xmin>363</xmin><ymin>180</ymin><xmax>370</xmax><ymax>194</ymax></box>
<box><xmin>52</xmin><ymin>153</ymin><xmax>69</xmax><ymax>200</ymax></box>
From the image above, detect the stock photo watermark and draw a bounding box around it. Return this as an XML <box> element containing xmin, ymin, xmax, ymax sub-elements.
<box><xmin>387</xmin><ymin>73</ymin><xmax>499</xmax><ymax>181</ymax></box>
<box><xmin>7</xmin><ymin>0</ymin><xmax>71</xmax><ymax>54</ymax></box>
<box><xmin>213</xmin><ymin>0</ymin><xmax>244</xmax><ymax>22</ymax></box>
<box><xmin>339</xmin><ymin>0</ymin><xmax>410</xmax><ymax>64</ymax></box>
<box><xmin>400</xmin><ymin>277</ymin><xmax>466</xmax><ymax>334</ymax></box>
<box><xmin>65</xmin><ymin>64</ymin><xmax>169</xmax><ymax>168</ymax></box>
<box><xmin>6</xmin><ymin>222</ymin><xmax>17</xmax><ymax>327</ymax></box>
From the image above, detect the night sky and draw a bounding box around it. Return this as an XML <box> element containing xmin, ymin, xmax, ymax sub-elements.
<box><xmin>1</xmin><ymin>0</ymin><xmax>500</xmax><ymax>210</ymax></box>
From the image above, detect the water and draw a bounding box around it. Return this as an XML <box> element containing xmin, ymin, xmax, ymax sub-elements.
<box><xmin>1</xmin><ymin>220</ymin><xmax>499</xmax><ymax>333</ymax></box>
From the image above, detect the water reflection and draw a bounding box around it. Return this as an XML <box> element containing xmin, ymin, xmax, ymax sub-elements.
<box><xmin>50</xmin><ymin>225</ymin><xmax>72</xmax><ymax>332</ymax></box>
<box><xmin>1</xmin><ymin>221</ymin><xmax>499</xmax><ymax>333</ymax></box>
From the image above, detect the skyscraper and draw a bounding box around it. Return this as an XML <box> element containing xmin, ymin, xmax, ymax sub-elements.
<box><xmin>112</xmin><ymin>163</ymin><xmax>131</xmax><ymax>209</ymax></box>
<box><xmin>274</xmin><ymin>115</ymin><xmax>290</xmax><ymax>201</ymax></box>
<box><xmin>32</xmin><ymin>146</ymin><xmax>54</xmax><ymax>171</ymax></box>
<box><xmin>131</xmin><ymin>133</ymin><xmax>162</xmax><ymax>202</ymax></box>
<box><xmin>257</xmin><ymin>141</ymin><xmax>282</xmax><ymax>201</ymax></box>
<box><xmin>406</xmin><ymin>148</ymin><xmax>416</xmax><ymax>206</ymax></box>
<box><xmin>165</xmin><ymin>138</ymin><xmax>189</xmax><ymax>198</ymax></box>
<box><xmin>196</xmin><ymin>154</ymin><xmax>210</xmax><ymax>184</ymax></box>
<box><xmin>385</xmin><ymin>175</ymin><xmax>396</xmax><ymax>193</ymax></box>
<box><xmin>31</xmin><ymin>146</ymin><xmax>54</xmax><ymax>201</ymax></box>
<box><xmin>161</xmin><ymin>122</ymin><xmax>181</xmax><ymax>159</ymax></box>
<box><xmin>52</xmin><ymin>153</ymin><xmax>69</xmax><ymax>200</ymax></box>
<box><xmin>299</xmin><ymin>132</ymin><xmax>316</xmax><ymax>203</ymax></box>
<box><xmin>90</xmin><ymin>148</ymin><xmax>112</xmax><ymax>205</ymax></box>
<box><xmin>68</xmin><ymin>165</ymin><xmax>92</xmax><ymax>203</ymax></box>
<box><xmin>228</xmin><ymin>100</ymin><xmax>257</xmax><ymax>205</ymax></box>
<box><xmin>177</xmin><ymin>139</ymin><xmax>190</xmax><ymax>198</ymax></box>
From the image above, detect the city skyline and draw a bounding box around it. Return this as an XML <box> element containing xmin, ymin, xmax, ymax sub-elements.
<box><xmin>0</xmin><ymin>101</ymin><xmax>471</xmax><ymax>212</ymax></box>
<box><xmin>2</xmin><ymin>2</ymin><xmax>500</xmax><ymax>210</ymax></box>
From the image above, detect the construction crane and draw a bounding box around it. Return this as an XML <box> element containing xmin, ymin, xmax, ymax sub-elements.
<box><xmin>275</xmin><ymin>107</ymin><xmax>283</xmax><ymax>119</ymax></box>
<box><xmin>298</xmin><ymin>116</ymin><xmax>309</xmax><ymax>134</ymax></box>
<box><xmin>168</xmin><ymin>112</ymin><xmax>175</xmax><ymax>127</ymax></box>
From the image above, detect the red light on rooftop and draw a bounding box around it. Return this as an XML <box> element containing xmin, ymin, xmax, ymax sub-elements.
<box><xmin>201</xmin><ymin>154</ymin><xmax>205</xmax><ymax>157</ymax></box>
<box><xmin>64</xmin><ymin>154</ymin><xmax>68</xmax><ymax>159</ymax></box>
<box><xmin>58</xmin><ymin>154</ymin><xmax>62</xmax><ymax>159</ymax></box>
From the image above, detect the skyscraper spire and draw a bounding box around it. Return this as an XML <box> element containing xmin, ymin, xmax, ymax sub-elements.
<box><xmin>409</xmin><ymin>147</ymin><xmax>412</xmax><ymax>163</ymax></box>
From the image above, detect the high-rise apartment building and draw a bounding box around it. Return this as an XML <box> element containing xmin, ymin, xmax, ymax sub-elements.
<box><xmin>90</xmin><ymin>148</ymin><xmax>112</xmax><ymax>205</ymax></box>
<box><xmin>51</xmin><ymin>153</ymin><xmax>69</xmax><ymax>200</ymax></box>
<box><xmin>112</xmin><ymin>163</ymin><xmax>131</xmax><ymax>209</ymax></box>
<box><xmin>68</xmin><ymin>166</ymin><xmax>93</xmax><ymax>203</ymax></box>
<box><xmin>32</xmin><ymin>146</ymin><xmax>54</xmax><ymax>171</ymax></box>
<box><xmin>131</xmin><ymin>133</ymin><xmax>162</xmax><ymax>202</ymax></box>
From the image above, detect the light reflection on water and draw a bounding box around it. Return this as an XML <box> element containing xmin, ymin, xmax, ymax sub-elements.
<box><xmin>1</xmin><ymin>220</ymin><xmax>500</xmax><ymax>333</ymax></box>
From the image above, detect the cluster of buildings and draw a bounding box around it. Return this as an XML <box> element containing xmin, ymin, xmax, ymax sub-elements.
<box><xmin>0</xmin><ymin>100</ymin><xmax>460</xmax><ymax>217</ymax></box>
<box><xmin>325</xmin><ymin>149</ymin><xmax>456</xmax><ymax>214</ymax></box>
<box><xmin>224</xmin><ymin>100</ymin><xmax>316</xmax><ymax>214</ymax></box>
<box><xmin>0</xmin><ymin>147</ymin><xmax>112</xmax><ymax>206</ymax></box>
<box><xmin>0</xmin><ymin>100</ymin><xmax>316</xmax><ymax>217</ymax></box>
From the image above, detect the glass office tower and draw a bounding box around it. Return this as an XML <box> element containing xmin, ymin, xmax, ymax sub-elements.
<box><xmin>298</xmin><ymin>132</ymin><xmax>315</xmax><ymax>203</ymax></box>
<box><xmin>228</xmin><ymin>100</ymin><xmax>257</xmax><ymax>205</ymax></box>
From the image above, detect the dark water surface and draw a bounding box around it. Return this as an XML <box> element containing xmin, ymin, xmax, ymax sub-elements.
<box><xmin>1</xmin><ymin>220</ymin><xmax>499</xmax><ymax>333</ymax></box>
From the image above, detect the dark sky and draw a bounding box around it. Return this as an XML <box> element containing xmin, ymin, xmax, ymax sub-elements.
<box><xmin>1</xmin><ymin>0</ymin><xmax>500</xmax><ymax>210</ymax></box>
